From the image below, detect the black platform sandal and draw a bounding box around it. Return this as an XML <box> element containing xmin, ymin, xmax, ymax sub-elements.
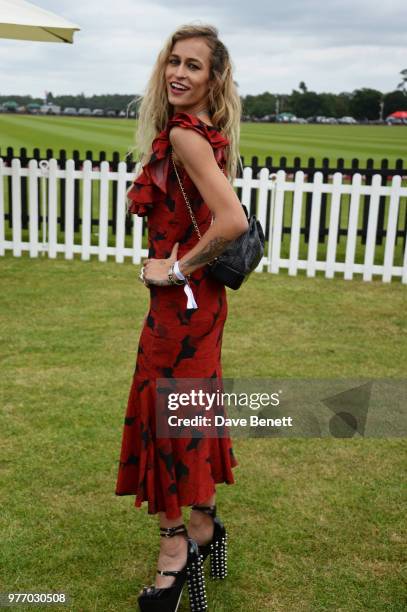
<box><xmin>138</xmin><ymin>523</ymin><xmax>208</xmax><ymax>612</ymax></box>
<box><xmin>190</xmin><ymin>505</ymin><xmax>228</xmax><ymax>580</ymax></box>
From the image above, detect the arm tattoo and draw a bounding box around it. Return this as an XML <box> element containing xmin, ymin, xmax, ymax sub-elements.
<box><xmin>182</xmin><ymin>236</ymin><xmax>233</xmax><ymax>269</ymax></box>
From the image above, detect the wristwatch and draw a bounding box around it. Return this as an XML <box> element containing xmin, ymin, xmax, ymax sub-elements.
<box><xmin>168</xmin><ymin>263</ymin><xmax>184</xmax><ymax>285</ymax></box>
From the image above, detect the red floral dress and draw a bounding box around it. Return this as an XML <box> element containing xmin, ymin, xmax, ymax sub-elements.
<box><xmin>115</xmin><ymin>111</ymin><xmax>238</xmax><ymax>519</ymax></box>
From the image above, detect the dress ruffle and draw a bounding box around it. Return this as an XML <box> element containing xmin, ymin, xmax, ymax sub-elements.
<box><xmin>127</xmin><ymin>112</ymin><xmax>230</xmax><ymax>217</ymax></box>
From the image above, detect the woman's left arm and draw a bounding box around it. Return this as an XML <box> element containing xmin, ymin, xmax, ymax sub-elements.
<box><xmin>143</xmin><ymin>127</ymin><xmax>248</xmax><ymax>284</ymax></box>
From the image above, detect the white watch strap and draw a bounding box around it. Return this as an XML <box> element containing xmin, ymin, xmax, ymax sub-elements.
<box><xmin>173</xmin><ymin>260</ymin><xmax>185</xmax><ymax>281</ymax></box>
<box><xmin>174</xmin><ymin>261</ymin><xmax>198</xmax><ymax>309</ymax></box>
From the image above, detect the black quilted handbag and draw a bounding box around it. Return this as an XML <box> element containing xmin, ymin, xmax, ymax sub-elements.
<box><xmin>171</xmin><ymin>152</ymin><xmax>265</xmax><ymax>290</ymax></box>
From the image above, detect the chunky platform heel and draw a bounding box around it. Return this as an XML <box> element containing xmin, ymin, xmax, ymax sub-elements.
<box><xmin>186</xmin><ymin>540</ymin><xmax>208</xmax><ymax>611</ymax></box>
<box><xmin>190</xmin><ymin>505</ymin><xmax>228</xmax><ymax>580</ymax></box>
<box><xmin>137</xmin><ymin>523</ymin><xmax>207</xmax><ymax>612</ymax></box>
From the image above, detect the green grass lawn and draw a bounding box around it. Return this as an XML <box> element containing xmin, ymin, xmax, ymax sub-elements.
<box><xmin>0</xmin><ymin>252</ymin><xmax>406</xmax><ymax>611</ymax></box>
<box><xmin>1</xmin><ymin>114</ymin><xmax>406</xmax><ymax>166</ymax></box>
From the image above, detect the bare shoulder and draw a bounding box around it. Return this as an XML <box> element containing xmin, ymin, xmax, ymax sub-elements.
<box><xmin>169</xmin><ymin>126</ymin><xmax>214</xmax><ymax>165</ymax></box>
<box><xmin>169</xmin><ymin>126</ymin><xmax>210</xmax><ymax>146</ymax></box>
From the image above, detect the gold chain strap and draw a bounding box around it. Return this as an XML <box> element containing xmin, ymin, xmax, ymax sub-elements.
<box><xmin>171</xmin><ymin>151</ymin><xmax>202</xmax><ymax>240</ymax></box>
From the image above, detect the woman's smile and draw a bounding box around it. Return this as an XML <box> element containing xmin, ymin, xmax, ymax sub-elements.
<box><xmin>168</xmin><ymin>80</ymin><xmax>191</xmax><ymax>95</ymax></box>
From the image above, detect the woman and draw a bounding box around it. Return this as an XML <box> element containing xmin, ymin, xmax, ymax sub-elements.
<box><xmin>115</xmin><ymin>23</ymin><xmax>248</xmax><ymax>612</ymax></box>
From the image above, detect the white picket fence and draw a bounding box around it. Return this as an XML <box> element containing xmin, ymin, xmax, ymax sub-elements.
<box><xmin>1</xmin><ymin>157</ymin><xmax>406</xmax><ymax>283</ymax></box>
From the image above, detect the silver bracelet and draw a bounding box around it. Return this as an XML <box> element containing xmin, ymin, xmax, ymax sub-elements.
<box><xmin>168</xmin><ymin>263</ymin><xmax>184</xmax><ymax>285</ymax></box>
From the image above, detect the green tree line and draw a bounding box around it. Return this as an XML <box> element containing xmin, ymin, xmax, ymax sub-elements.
<box><xmin>1</xmin><ymin>86</ymin><xmax>406</xmax><ymax>120</ymax></box>
<box><xmin>242</xmin><ymin>88</ymin><xmax>406</xmax><ymax>119</ymax></box>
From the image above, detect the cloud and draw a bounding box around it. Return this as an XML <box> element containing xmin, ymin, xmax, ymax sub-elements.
<box><xmin>0</xmin><ymin>0</ymin><xmax>405</xmax><ymax>97</ymax></box>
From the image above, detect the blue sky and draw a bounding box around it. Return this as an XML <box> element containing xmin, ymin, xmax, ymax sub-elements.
<box><xmin>1</xmin><ymin>0</ymin><xmax>406</xmax><ymax>99</ymax></box>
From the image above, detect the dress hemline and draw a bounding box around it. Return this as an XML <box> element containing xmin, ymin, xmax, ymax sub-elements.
<box><xmin>115</xmin><ymin>469</ymin><xmax>238</xmax><ymax>519</ymax></box>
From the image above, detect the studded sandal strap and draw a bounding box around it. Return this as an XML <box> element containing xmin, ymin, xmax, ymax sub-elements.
<box><xmin>156</xmin><ymin>568</ymin><xmax>184</xmax><ymax>577</ymax></box>
<box><xmin>157</xmin><ymin>524</ymin><xmax>188</xmax><ymax>578</ymax></box>
<box><xmin>191</xmin><ymin>504</ymin><xmax>217</xmax><ymax>518</ymax></box>
<box><xmin>159</xmin><ymin>523</ymin><xmax>188</xmax><ymax>538</ymax></box>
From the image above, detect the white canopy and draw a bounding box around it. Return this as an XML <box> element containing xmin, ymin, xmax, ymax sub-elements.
<box><xmin>0</xmin><ymin>0</ymin><xmax>80</xmax><ymax>43</ymax></box>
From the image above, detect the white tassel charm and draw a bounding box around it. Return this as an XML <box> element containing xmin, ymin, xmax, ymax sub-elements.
<box><xmin>173</xmin><ymin>260</ymin><xmax>198</xmax><ymax>310</ymax></box>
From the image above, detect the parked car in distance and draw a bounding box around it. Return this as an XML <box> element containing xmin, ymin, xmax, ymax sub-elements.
<box><xmin>2</xmin><ymin>101</ymin><xmax>18</xmax><ymax>112</ymax></box>
<box><xmin>92</xmin><ymin>108</ymin><xmax>104</xmax><ymax>116</ymax></box>
<box><xmin>63</xmin><ymin>107</ymin><xmax>78</xmax><ymax>115</ymax></box>
<box><xmin>26</xmin><ymin>103</ymin><xmax>41</xmax><ymax>114</ymax></box>
<box><xmin>338</xmin><ymin>116</ymin><xmax>357</xmax><ymax>124</ymax></box>
<box><xmin>386</xmin><ymin>116</ymin><xmax>404</xmax><ymax>125</ymax></box>
<box><xmin>258</xmin><ymin>114</ymin><xmax>274</xmax><ymax>122</ymax></box>
<box><xmin>78</xmin><ymin>107</ymin><xmax>92</xmax><ymax>116</ymax></box>
<box><xmin>276</xmin><ymin>112</ymin><xmax>296</xmax><ymax>123</ymax></box>
<box><xmin>292</xmin><ymin>117</ymin><xmax>307</xmax><ymax>124</ymax></box>
<box><xmin>40</xmin><ymin>104</ymin><xmax>61</xmax><ymax>115</ymax></box>
<box><xmin>105</xmin><ymin>109</ymin><xmax>117</xmax><ymax>117</ymax></box>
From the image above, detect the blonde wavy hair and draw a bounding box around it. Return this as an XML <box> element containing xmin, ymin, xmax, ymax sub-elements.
<box><xmin>126</xmin><ymin>23</ymin><xmax>242</xmax><ymax>186</ymax></box>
